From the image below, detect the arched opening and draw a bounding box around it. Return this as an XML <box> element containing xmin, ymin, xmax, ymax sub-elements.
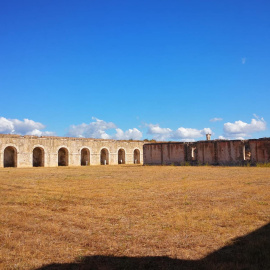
<box><xmin>81</xmin><ymin>148</ymin><xmax>90</xmax><ymax>166</ymax></box>
<box><xmin>191</xmin><ymin>147</ymin><xmax>197</xmax><ymax>161</ymax></box>
<box><xmin>134</xmin><ymin>149</ymin><xmax>140</xmax><ymax>164</ymax></box>
<box><xmin>58</xmin><ymin>147</ymin><xmax>69</xmax><ymax>166</ymax></box>
<box><xmin>4</xmin><ymin>146</ymin><xmax>17</xmax><ymax>167</ymax></box>
<box><xmin>118</xmin><ymin>148</ymin><xmax>125</xmax><ymax>164</ymax></box>
<box><xmin>100</xmin><ymin>148</ymin><xmax>109</xmax><ymax>165</ymax></box>
<box><xmin>33</xmin><ymin>147</ymin><xmax>44</xmax><ymax>167</ymax></box>
<box><xmin>243</xmin><ymin>145</ymin><xmax>251</xmax><ymax>161</ymax></box>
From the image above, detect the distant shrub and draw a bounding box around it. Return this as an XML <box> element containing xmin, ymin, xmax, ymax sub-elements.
<box><xmin>256</xmin><ymin>162</ymin><xmax>270</xmax><ymax>167</ymax></box>
<box><xmin>181</xmin><ymin>161</ymin><xmax>190</xmax><ymax>166</ymax></box>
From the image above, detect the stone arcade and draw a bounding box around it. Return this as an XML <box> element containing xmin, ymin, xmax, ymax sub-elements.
<box><xmin>0</xmin><ymin>134</ymin><xmax>144</xmax><ymax>168</ymax></box>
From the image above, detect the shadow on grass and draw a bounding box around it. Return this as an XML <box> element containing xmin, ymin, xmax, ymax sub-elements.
<box><xmin>37</xmin><ymin>222</ymin><xmax>270</xmax><ymax>270</ymax></box>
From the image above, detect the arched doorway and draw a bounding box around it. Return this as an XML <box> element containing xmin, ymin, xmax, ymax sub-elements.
<box><xmin>33</xmin><ymin>147</ymin><xmax>44</xmax><ymax>167</ymax></box>
<box><xmin>100</xmin><ymin>148</ymin><xmax>109</xmax><ymax>165</ymax></box>
<box><xmin>118</xmin><ymin>148</ymin><xmax>125</xmax><ymax>164</ymax></box>
<box><xmin>4</xmin><ymin>146</ymin><xmax>17</xmax><ymax>167</ymax></box>
<box><xmin>134</xmin><ymin>149</ymin><xmax>140</xmax><ymax>164</ymax></box>
<box><xmin>81</xmin><ymin>148</ymin><xmax>90</xmax><ymax>166</ymax></box>
<box><xmin>58</xmin><ymin>147</ymin><xmax>68</xmax><ymax>166</ymax></box>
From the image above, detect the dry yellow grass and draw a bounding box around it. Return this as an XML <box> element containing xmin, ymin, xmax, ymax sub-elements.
<box><xmin>0</xmin><ymin>165</ymin><xmax>269</xmax><ymax>269</ymax></box>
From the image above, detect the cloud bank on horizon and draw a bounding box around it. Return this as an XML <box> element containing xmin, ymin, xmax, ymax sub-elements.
<box><xmin>67</xmin><ymin>117</ymin><xmax>142</xmax><ymax>140</ymax></box>
<box><xmin>0</xmin><ymin>116</ymin><xmax>267</xmax><ymax>141</ymax></box>
<box><xmin>0</xmin><ymin>117</ymin><xmax>55</xmax><ymax>136</ymax></box>
<box><xmin>146</xmin><ymin>124</ymin><xmax>212</xmax><ymax>142</ymax></box>
<box><xmin>223</xmin><ymin>116</ymin><xmax>266</xmax><ymax>140</ymax></box>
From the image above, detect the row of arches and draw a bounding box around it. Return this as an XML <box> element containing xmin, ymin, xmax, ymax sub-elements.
<box><xmin>3</xmin><ymin>146</ymin><xmax>141</xmax><ymax>167</ymax></box>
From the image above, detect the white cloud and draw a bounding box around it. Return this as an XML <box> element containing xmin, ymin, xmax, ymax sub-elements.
<box><xmin>210</xmin><ymin>117</ymin><xmax>223</xmax><ymax>122</ymax></box>
<box><xmin>146</xmin><ymin>123</ymin><xmax>212</xmax><ymax>141</ymax></box>
<box><xmin>67</xmin><ymin>117</ymin><xmax>116</xmax><ymax>139</ymax></box>
<box><xmin>0</xmin><ymin>117</ymin><xmax>14</xmax><ymax>133</ymax></box>
<box><xmin>242</xmin><ymin>57</ymin><xmax>246</xmax><ymax>64</ymax></box>
<box><xmin>223</xmin><ymin>117</ymin><xmax>266</xmax><ymax>139</ymax></box>
<box><xmin>147</xmin><ymin>124</ymin><xmax>172</xmax><ymax>141</ymax></box>
<box><xmin>113</xmin><ymin>128</ymin><xmax>142</xmax><ymax>140</ymax></box>
<box><xmin>26</xmin><ymin>129</ymin><xmax>55</xmax><ymax>136</ymax></box>
<box><xmin>0</xmin><ymin>117</ymin><xmax>55</xmax><ymax>136</ymax></box>
<box><xmin>174</xmin><ymin>127</ymin><xmax>211</xmax><ymax>139</ymax></box>
<box><xmin>67</xmin><ymin>117</ymin><xmax>142</xmax><ymax>140</ymax></box>
<box><xmin>181</xmin><ymin>138</ymin><xmax>196</xmax><ymax>142</ymax></box>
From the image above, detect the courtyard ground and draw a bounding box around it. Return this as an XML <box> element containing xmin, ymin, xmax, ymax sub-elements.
<box><xmin>0</xmin><ymin>165</ymin><xmax>269</xmax><ymax>269</ymax></box>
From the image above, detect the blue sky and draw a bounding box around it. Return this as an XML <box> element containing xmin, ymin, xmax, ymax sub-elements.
<box><xmin>0</xmin><ymin>0</ymin><xmax>269</xmax><ymax>141</ymax></box>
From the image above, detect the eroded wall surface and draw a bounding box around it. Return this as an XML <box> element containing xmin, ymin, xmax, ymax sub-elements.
<box><xmin>162</xmin><ymin>143</ymin><xmax>186</xmax><ymax>165</ymax></box>
<box><xmin>143</xmin><ymin>138</ymin><xmax>270</xmax><ymax>165</ymax></box>
<box><xmin>0</xmin><ymin>134</ymin><xmax>144</xmax><ymax>167</ymax></box>
<box><xmin>250</xmin><ymin>139</ymin><xmax>270</xmax><ymax>163</ymax></box>
<box><xmin>196</xmin><ymin>141</ymin><xmax>216</xmax><ymax>165</ymax></box>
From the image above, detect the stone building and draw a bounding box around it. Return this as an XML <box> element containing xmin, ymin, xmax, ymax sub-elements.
<box><xmin>143</xmin><ymin>138</ymin><xmax>270</xmax><ymax>166</ymax></box>
<box><xmin>0</xmin><ymin>134</ymin><xmax>144</xmax><ymax>168</ymax></box>
<box><xmin>1</xmin><ymin>134</ymin><xmax>270</xmax><ymax>168</ymax></box>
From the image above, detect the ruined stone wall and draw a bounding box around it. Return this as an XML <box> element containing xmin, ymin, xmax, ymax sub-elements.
<box><xmin>143</xmin><ymin>138</ymin><xmax>270</xmax><ymax>166</ymax></box>
<box><xmin>2</xmin><ymin>134</ymin><xmax>269</xmax><ymax>168</ymax></box>
<box><xmin>162</xmin><ymin>143</ymin><xmax>186</xmax><ymax>165</ymax></box>
<box><xmin>249</xmin><ymin>139</ymin><xmax>270</xmax><ymax>163</ymax></box>
<box><xmin>0</xmin><ymin>134</ymin><xmax>144</xmax><ymax>168</ymax></box>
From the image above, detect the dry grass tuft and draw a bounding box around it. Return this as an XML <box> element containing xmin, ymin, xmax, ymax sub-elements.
<box><xmin>0</xmin><ymin>165</ymin><xmax>269</xmax><ymax>269</ymax></box>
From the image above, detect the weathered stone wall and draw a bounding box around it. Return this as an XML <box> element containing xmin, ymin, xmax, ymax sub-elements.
<box><xmin>249</xmin><ymin>139</ymin><xmax>270</xmax><ymax>163</ymax></box>
<box><xmin>143</xmin><ymin>138</ymin><xmax>270</xmax><ymax>165</ymax></box>
<box><xmin>216</xmin><ymin>140</ymin><xmax>243</xmax><ymax>165</ymax></box>
<box><xmin>0</xmin><ymin>134</ymin><xmax>144</xmax><ymax>168</ymax></box>
<box><xmin>144</xmin><ymin>144</ymin><xmax>163</xmax><ymax>165</ymax></box>
<box><xmin>162</xmin><ymin>143</ymin><xmax>186</xmax><ymax>165</ymax></box>
<box><xmin>2</xmin><ymin>134</ymin><xmax>269</xmax><ymax>168</ymax></box>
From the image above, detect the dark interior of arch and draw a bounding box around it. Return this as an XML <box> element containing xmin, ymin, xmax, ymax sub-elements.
<box><xmin>81</xmin><ymin>148</ymin><xmax>90</xmax><ymax>166</ymax></box>
<box><xmin>100</xmin><ymin>149</ymin><xmax>109</xmax><ymax>165</ymax></box>
<box><xmin>118</xmin><ymin>149</ymin><xmax>125</xmax><ymax>164</ymax></box>
<box><xmin>4</xmin><ymin>146</ymin><xmax>17</xmax><ymax>167</ymax></box>
<box><xmin>58</xmin><ymin>148</ymin><xmax>68</xmax><ymax>166</ymax></box>
<box><xmin>33</xmin><ymin>147</ymin><xmax>44</xmax><ymax>167</ymax></box>
<box><xmin>134</xmin><ymin>149</ymin><xmax>140</xmax><ymax>164</ymax></box>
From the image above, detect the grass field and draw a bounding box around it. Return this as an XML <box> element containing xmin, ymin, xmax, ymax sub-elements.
<box><xmin>0</xmin><ymin>165</ymin><xmax>269</xmax><ymax>270</ymax></box>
